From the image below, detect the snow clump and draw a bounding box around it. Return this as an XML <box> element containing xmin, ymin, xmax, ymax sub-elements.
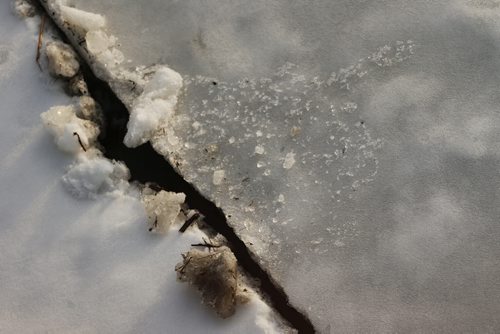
<box><xmin>124</xmin><ymin>66</ymin><xmax>183</xmax><ymax>147</ymax></box>
<box><xmin>62</xmin><ymin>153</ymin><xmax>130</xmax><ymax>198</ymax></box>
<box><xmin>41</xmin><ymin>103</ymin><xmax>99</xmax><ymax>154</ymax></box>
<box><xmin>142</xmin><ymin>189</ymin><xmax>186</xmax><ymax>233</ymax></box>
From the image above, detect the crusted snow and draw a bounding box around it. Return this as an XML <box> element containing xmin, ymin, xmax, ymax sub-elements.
<box><xmin>62</xmin><ymin>153</ymin><xmax>131</xmax><ymax>198</ymax></box>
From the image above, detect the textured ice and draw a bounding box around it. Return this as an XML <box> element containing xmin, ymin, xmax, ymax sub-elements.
<box><xmin>43</xmin><ymin>0</ymin><xmax>500</xmax><ymax>332</ymax></box>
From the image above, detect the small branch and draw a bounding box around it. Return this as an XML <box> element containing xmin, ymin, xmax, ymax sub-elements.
<box><xmin>72</xmin><ymin>132</ymin><xmax>87</xmax><ymax>152</ymax></box>
<box><xmin>191</xmin><ymin>242</ymin><xmax>221</xmax><ymax>248</ymax></box>
<box><xmin>148</xmin><ymin>218</ymin><xmax>158</xmax><ymax>232</ymax></box>
<box><xmin>36</xmin><ymin>14</ymin><xmax>46</xmax><ymax>71</ymax></box>
<box><xmin>179</xmin><ymin>213</ymin><xmax>200</xmax><ymax>233</ymax></box>
<box><xmin>191</xmin><ymin>237</ymin><xmax>221</xmax><ymax>249</ymax></box>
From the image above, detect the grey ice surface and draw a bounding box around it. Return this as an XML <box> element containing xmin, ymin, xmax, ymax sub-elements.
<box><xmin>56</xmin><ymin>1</ymin><xmax>500</xmax><ymax>332</ymax></box>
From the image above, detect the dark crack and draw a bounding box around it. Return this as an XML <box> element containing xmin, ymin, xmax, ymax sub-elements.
<box><xmin>35</xmin><ymin>3</ymin><xmax>316</xmax><ymax>332</ymax></box>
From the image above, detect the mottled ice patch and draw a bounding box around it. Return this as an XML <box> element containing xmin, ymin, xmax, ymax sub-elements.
<box><xmin>158</xmin><ymin>54</ymin><xmax>400</xmax><ymax>262</ymax></box>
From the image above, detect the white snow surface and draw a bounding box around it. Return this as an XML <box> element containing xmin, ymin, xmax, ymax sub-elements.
<box><xmin>0</xmin><ymin>6</ymin><xmax>283</xmax><ymax>334</ymax></box>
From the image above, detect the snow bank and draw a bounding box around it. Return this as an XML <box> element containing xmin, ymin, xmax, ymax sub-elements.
<box><xmin>124</xmin><ymin>66</ymin><xmax>183</xmax><ymax>147</ymax></box>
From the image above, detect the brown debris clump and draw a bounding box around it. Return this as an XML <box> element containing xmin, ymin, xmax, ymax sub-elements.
<box><xmin>175</xmin><ymin>246</ymin><xmax>248</xmax><ymax>318</ymax></box>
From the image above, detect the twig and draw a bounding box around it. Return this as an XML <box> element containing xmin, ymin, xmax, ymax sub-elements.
<box><xmin>36</xmin><ymin>14</ymin><xmax>46</xmax><ymax>71</ymax></box>
<box><xmin>191</xmin><ymin>242</ymin><xmax>221</xmax><ymax>248</ymax></box>
<box><xmin>176</xmin><ymin>255</ymin><xmax>191</xmax><ymax>274</ymax></box>
<box><xmin>179</xmin><ymin>213</ymin><xmax>200</xmax><ymax>233</ymax></box>
<box><xmin>191</xmin><ymin>237</ymin><xmax>221</xmax><ymax>249</ymax></box>
<box><xmin>148</xmin><ymin>218</ymin><xmax>158</xmax><ymax>232</ymax></box>
<box><xmin>72</xmin><ymin>132</ymin><xmax>87</xmax><ymax>152</ymax></box>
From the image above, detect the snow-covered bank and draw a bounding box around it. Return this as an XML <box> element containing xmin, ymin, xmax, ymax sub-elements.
<box><xmin>0</xmin><ymin>4</ymin><xmax>284</xmax><ymax>333</ymax></box>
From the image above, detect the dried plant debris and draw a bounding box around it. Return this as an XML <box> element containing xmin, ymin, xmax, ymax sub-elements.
<box><xmin>46</xmin><ymin>40</ymin><xmax>80</xmax><ymax>78</ymax></box>
<box><xmin>142</xmin><ymin>188</ymin><xmax>186</xmax><ymax>233</ymax></box>
<box><xmin>175</xmin><ymin>246</ymin><xmax>250</xmax><ymax>318</ymax></box>
<box><xmin>36</xmin><ymin>14</ymin><xmax>45</xmax><ymax>70</ymax></box>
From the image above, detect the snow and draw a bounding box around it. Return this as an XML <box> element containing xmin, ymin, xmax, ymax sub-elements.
<box><xmin>40</xmin><ymin>0</ymin><xmax>500</xmax><ymax>332</ymax></box>
<box><xmin>41</xmin><ymin>104</ymin><xmax>99</xmax><ymax>153</ymax></box>
<box><xmin>62</xmin><ymin>153</ymin><xmax>130</xmax><ymax>198</ymax></box>
<box><xmin>124</xmin><ymin>66</ymin><xmax>183</xmax><ymax>148</ymax></box>
<box><xmin>0</xmin><ymin>4</ymin><xmax>285</xmax><ymax>333</ymax></box>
